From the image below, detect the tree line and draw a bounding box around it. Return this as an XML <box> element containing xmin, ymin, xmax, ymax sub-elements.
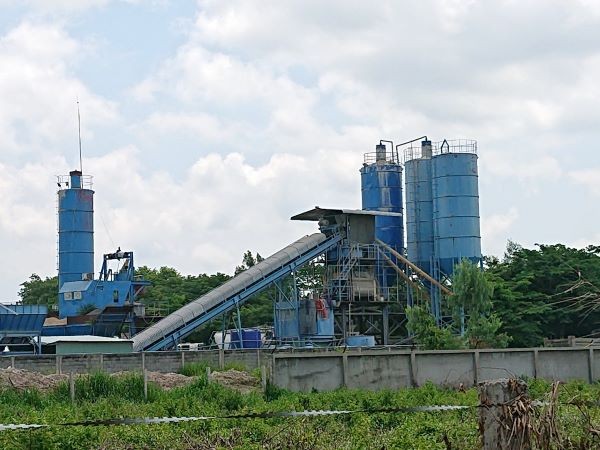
<box><xmin>18</xmin><ymin>242</ymin><xmax>600</xmax><ymax>348</ymax></box>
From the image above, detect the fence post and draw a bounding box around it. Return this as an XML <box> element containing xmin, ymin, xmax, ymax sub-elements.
<box><xmin>143</xmin><ymin>369</ymin><xmax>148</xmax><ymax>401</ymax></box>
<box><xmin>478</xmin><ymin>378</ymin><xmax>529</xmax><ymax>449</ymax></box>
<box><xmin>473</xmin><ymin>350</ymin><xmax>480</xmax><ymax>385</ymax></box>
<box><xmin>341</xmin><ymin>354</ymin><xmax>348</xmax><ymax>388</ymax></box>
<box><xmin>260</xmin><ymin>365</ymin><xmax>267</xmax><ymax>392</ymax></box>
<box><xmin>219</xmin><ymin>349</ymin><xmax>225</xmax><ymax>370</ymax></box>
<box><xmin>69</xmin><ymin>372</ymin><xmax>75</xmax><ymax>403</ymax></box>
<box><xmin>205</xmin><ymin>366</ymin><xmax>211</xmax><ymax>380</ymax></box>
<box><xmin>409</xmin><ymin>351</ymin><xmax>418</xmax><ymax>387</ymax></box>
<box><xmin>589</xmin><ymin>348</ymin><xmax>595</xmax><ymax>383</ymax></box>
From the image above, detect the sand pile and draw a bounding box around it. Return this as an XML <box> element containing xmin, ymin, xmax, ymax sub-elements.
<box><xmin>0</xmin><ymin>368</ymin><xmax>67</xmax><ymax>392</ymax></box>
<box><xmin>210</xmin><ymin>369</ymin><xmax>259</xmax><ymax>394</ymax></box>
<box><xmin>0</xmin><ymin>367</ymin><xmax>258</xmax><ymax>393</ymax></box>
<box><xmin>111</xmin><ymin>371</ymin><xmax>194</xmax><ymax>390</ymax></box>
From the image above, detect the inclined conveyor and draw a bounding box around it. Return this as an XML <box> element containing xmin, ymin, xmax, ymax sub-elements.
<box><xmin>132</xmin><ymin>232</ymin><xmax>342</xmax><ymax>351</ymax></box>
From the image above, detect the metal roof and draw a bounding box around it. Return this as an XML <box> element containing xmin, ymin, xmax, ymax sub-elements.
<box><xmin>59</xmin><ymin>280</ymin><xmax>93</xmax><ymax>293</ymax></box>
<box><xmin>41</xmin><ymin>335</ymin><xmax>132</xmax><ymax>344</ymax></box>
<box><xmin>0</xmin><ymin>304</ymin><xmax>47</xmax><ymax>336</ymax></box>
<box><xmin>291</xmin><ymin>206</ymin><xmax>403</xmax><ymax>221</ymax></box>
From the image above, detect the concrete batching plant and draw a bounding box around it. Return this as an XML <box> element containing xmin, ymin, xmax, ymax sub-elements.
<box><xmin>1</xmin><ymin>135</ymin><xmax>482</xmax><ymax>353</ymax></box>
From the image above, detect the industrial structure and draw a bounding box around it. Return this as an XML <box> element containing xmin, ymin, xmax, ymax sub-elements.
<box><xmin>131</xmin><ymin>135</ymin><xmax>481</xmax><ymax>350</ymax></box>
<box><xmin>51</xmin><ymin>170</ymin><xmax>150</xmax><ymax>335</ymax></box>
<box><xmin>403</xmin><ymin>138</ymin><xmax>481</xmax><ymax>322</ymax></box>
<box><xmin>1</xmin><ymin>136</ymin><xmax>482</xmax><ymax>353</ymax></box>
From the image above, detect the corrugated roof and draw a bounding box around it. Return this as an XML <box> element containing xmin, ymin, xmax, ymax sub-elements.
<box><xmin>291</xmin><ymin>206</ymin><xmax>403</xmax><ymax>221</ymax></box>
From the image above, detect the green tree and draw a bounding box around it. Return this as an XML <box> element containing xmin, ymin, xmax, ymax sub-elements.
<box><xmin>450</xmin><ymin>259</ymin><xmax>509</xmax><ymax>349</ymax></box>
<box><xmin>406</xmin><ymin>305</ymin><xmax>465</xmax><ymax>350</ymax></box>
<box><xmin>18</xmin><ymin>274</ymin><xmax>58</xmax><ymax>308</ymax></box>
<box><xmin>485</xmin><ymin>241</ymin><xmax>600</xmax><ymax>346</ymax></box>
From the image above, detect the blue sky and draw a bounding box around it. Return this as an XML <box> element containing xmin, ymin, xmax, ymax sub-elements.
<box><xmin>1</xmin><ymin>0</ymin><xmax>600</xmax><ymax>301</ymax></box>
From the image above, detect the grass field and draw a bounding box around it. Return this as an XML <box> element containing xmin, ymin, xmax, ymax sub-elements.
<box><xmin>0</xmin><ymin>367</ymin><xmax>598</xmax><ymax>449</ymax></box>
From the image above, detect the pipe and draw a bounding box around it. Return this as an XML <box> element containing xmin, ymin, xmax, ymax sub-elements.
<box><xmin>395</xmin><ymin>135</ymin><xmax>428</xmax><ymax>163</ymax></box>
<box><xmin>379</xmin><ymin>139</ymin><xmax>395</xmax><ymax>163</ymax></box>
<box><xmin>377</xmin><ymin>250</ymin><xmax>430</xmax><ymax>300</ymax></box>
<box><xmin>375</xmin><ymin>239</ymin><xmax>453</xmax><ymax>296</ymax></box>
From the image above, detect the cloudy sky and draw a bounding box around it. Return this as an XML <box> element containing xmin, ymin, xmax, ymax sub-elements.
<box><xmin>1</xmin><ymin>0</ymin><xmax>599</xmax><ymax>301</ymax></box>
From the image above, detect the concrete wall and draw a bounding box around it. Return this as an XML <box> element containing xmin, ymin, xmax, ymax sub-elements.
<box><xmin>272</xmin><ymin>348</ymin><xmax>599</xmax><ymax>392</ymax></box>
<box><xmin>0</xmin><ymin>347</ymin><xmax>597</xmax><ymax>393</ymax></box>
<box><xmin>0</xmin><ymin>349</ymin><xmax>271</xmax><ymax>375</ymax></box>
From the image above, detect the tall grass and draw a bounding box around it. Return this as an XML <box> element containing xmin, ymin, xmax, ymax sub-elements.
<box><xmin>0</xmin><ymin>375</ymin><xmax>596</xmax><ymax>450</ymax></box>
<box><xmin>53</xmin><ymin>372</ymin><xmax>161</xmax><ymax>402</ymax></box>
<box><xmin>179</xmin><ymin>361</ymin><xmax>248</xmax><ymax>377</ymax></box>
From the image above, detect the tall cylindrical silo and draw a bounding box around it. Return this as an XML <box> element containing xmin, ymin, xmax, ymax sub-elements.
<box><xmin>432</xmin><ymin>141</ymin><xmax>481</xmax><ymax>276</ymax></box>
<box><xmin>57</xmin><ymin>170</ymin><xmax>94</xmax><ymax>289</ymax></box>
<box><xmin>360</xmin><ymin>144</ymin><xmax>404</xmax><ymax>250</ymax></box>
<box><xmin>404</xmin><ymin>140</ymin><xmax>434</xmax><ymax>275</ymax></box>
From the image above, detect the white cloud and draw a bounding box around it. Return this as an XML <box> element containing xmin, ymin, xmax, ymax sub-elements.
<box><xmin>481</xmin><ymin>207</ymin><xmax>519</xmax><ymax>256</ymax></box>
<box><xmin>0</xmin><ymin>22</ymin><xmax>117</xmax><ymax>156</ymax></box>
<box><xmin>102</xmin><ymin>143</ymin><xmax>357</xmax><ymax>275</ymax></box>
<box><xmin>481</xmin><ymin>152</ymin><xmax>563</xmax><ymax>181</ymax></box>
<box><xmin>568</xmin><ymin>168</ymin><xmax>600</xmax><ymax>196</ymax></box>
<box><xmin>5</xmin><ymin>0</ymin><xmax>600</xmax><ymax>300</ymax></box>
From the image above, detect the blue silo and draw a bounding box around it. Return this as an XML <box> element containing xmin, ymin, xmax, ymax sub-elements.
<box><xmin>432</xmin><ymin>140</ymin><xmax>481</xmax><ymax>276</ymax></box>
<box><xmin>360</xmin><ymin>144</ymin><xmax>403</xmax><ymax>250</ymax></box>
<box><xmin>404</xmin><ymin>140</ymin><xmax>434</xmax><ymax>275</ymax></box>
<box><xmin>57</xmin><ymin>170</ymin><xmax>94</xmax><ymax>290</ymax></box>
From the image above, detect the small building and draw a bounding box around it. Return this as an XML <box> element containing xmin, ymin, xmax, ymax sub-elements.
<box><xmin>41</xmin><ymin>335</ymin><xmax>133</xmax><ymax>355</ymax></box>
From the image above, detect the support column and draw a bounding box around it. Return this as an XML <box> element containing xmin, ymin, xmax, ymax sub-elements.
<box><xmin>382</xmin><ymin>305</ymin><xmax>389</xmax><ymax>346</ymax></box>
<box><xmin>341</xmin><ymin>307</ymin><xmax>347</xmax><ymax>341</ymax></box>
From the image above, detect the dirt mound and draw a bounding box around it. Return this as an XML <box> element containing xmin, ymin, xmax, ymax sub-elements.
<box><xmin>0</xmin><ymin>367</ymin><xmax>256</xmax><ymax>393</ymax></box>
<box><xmin>0</xmin><ymin>368</ymin><xmax>67</xmax><ymax>392</ymax></box>
<box><xmin>112</xmin><ymin>371</ymin><xmax>194</xmax><ymax>390</ymax></box>
<box><xmin>210</xmin><ymin>369</ymin><xmax>259</xmax><ymax>394</ymax></box>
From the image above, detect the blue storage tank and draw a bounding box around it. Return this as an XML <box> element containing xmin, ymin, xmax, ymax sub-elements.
<box><xmin>274</xmin><ymin>301</ymin><xmax>300</xmax><ymax>339</ymax></box>
<box><xmin>58</xmin><ymin>171</ymin><xmax>94</xmax><ymax>289</ymax></box>
<box><xmin>432</xmin><ymin>140</ymin><xmax>481</xmax><ymax>275</ymax></box>
<box><xmin>345</xmin><ymin>335</ymin><xmax>376</xmax><ymax>347</ymax></box>
<box><xmin>360</xmin><ymin>144</ymin><xmax>403</xmax><ymax>250</ymax></box>
<box><xmin>230</xmin><ymin>328</ymin><xmax>262</xmax><ymax>349</ymax></box>
<box><xmin>404</xmin><ymin>140</ymin><xmax>434</xmax><ymax>275</ymax></box>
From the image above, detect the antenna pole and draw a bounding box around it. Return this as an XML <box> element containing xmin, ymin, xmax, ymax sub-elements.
<box><xmin>77</xmin><ymin>98</ymin><xmax>83</xmax><ymax>173</ymax></box>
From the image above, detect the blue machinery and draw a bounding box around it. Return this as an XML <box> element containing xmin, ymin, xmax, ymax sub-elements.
<box><xmin>132</xmin><ymin>233</ymin><xmax>343</xmax><ymax>351</ymax></box>
<box><xmin>51</xmin><ymin>171</ymin><xmax>149</xmax><ymax>335</ymax></box>
<box><xmin>124</xmin><ymin>136</ymin><xmax>482</xmax><ymax>350</ymax></box>
<box><xmin>0</xmin><ymin>305</ymin><xmax>47</xmax><ymax>353</ymax></box>
<box><xmin>3</xmin><ymin>135</ymin><xmax>481</xmax><ymax>352</ymax></box>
